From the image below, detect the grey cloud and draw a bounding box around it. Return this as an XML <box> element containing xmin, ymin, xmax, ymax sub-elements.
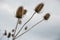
<box><xmin>0</xmin><ymin>0</ymin><xmax>60</xmax><ymax>40</ymax></box>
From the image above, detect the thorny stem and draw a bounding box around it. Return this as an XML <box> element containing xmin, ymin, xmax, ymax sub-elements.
<box><xmin>15</xmin><ymin>12</ymin><xmax>36</xmax><ymax>37</ymax></box>
<box><xmin>15</xmin><ymin>19</ymin><xmax>44</xmax><ymax>39</ymax></box>
<box><xmin>13</xmin><ymin>18</ymin><xmax>19</xmax><ymax>40</ymax></box>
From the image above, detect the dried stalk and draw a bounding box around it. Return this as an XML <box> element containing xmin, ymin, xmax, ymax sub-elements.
<box><xmin>15</xmin><ymin>12</ymin><xmax>36</xmax><ymax>37</ymax></box>
<box><xmin>13</xmin><ymin>18</ymin><xmax>19</xmax><ymax>40</ymax></box>
<box><xmin>15</xmin><ymin>19</ymin><xmax>44</xmax><ymax>39</ymax></box>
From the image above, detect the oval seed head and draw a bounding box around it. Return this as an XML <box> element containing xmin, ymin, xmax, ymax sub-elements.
<box><xmin>4</xmin><ymin>30</ymin><xmax>7</xmax><ymax>36</ymax></box>
<box><xmin>35</xmin><ymin>3</ymin><xmax>44</xmax><ymax>13</ymax></box>
<box><xmin>7</xmin><ymin>32</ymin><xmax>11</xmax><ymax>38</ymax></box>
<box><xmin>23</xmin><ymin>9</ymin><xmax>27</xmax><ymax>15</ymax></box>
<box><xmin>44</xmin><ymin>13</ymin><xmax>50</xmax><ymax>20</ymax></box>
<box><xmin>16</xmin><ymin>6</ymin><xmax>23</xmax><ymax>18</ymax></box>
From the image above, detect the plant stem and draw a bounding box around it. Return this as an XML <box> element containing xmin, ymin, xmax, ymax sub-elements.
<box><xmin>15</xmin><ymin>19</ymin><xmax>44</xmax><ymax>39</ymax></box>
<box><xmin>13</xmin><ymin>18</ymin><xmax>19</xmax><ymax>40</ymax></box>
<box><xmin>15</xmin><ymin>12</ymin><xmax>36</xmax><ymax>37</ymax></box>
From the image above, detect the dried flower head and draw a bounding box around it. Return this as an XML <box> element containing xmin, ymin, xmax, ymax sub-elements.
<box><xmin>16</xmin><ymin>6</ymin><xmax>23</xmax><ymax>18</ymax></box>
<box><xmin>35</xmin><ymin>3</ymin><xmax>44</xmax><ymax>13</ymax></box>
<box><xmin>4</xmin><ymin>30</ymin><xmax>7</xmax><ymax>36</ymax></box>
<box><xmin>7</xmin><ymin>32</ymin><xmax>11</xmax><ymax>38</ymax></box>
<box><xmin>44</xmin><ymin>13</ymin><xmax>50</xmax><ymax>20</ymax></box>
<box><xmin>23</xmin><ymin>9</ymin><xmax>27</xmax><ymax>15</ymax></box>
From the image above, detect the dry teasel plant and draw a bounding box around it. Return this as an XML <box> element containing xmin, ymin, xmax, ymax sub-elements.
<box><xmin>15</xmin><ymin>3</ymin><xmax>44</xmax><ymax>37</ymax></box>
<box><xmin>15</xmin><ymin>13</ymin><xmax>50</xmax><ymax>39</ymax></box>
<box><xmin>13</xmin><ymin>6</ymin><xmax>27</xmax><ymax>40</ymax></box>
<box><xmin>2</xmin><ymin>2</ymin><xmax>51</xmax><ymax>40</ymax></box>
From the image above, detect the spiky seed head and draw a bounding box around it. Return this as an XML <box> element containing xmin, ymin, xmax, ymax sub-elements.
<box><xmin>35</xmin><ymin>3</ymin><xmax>44</xmax><ymax>13</ymax></box>
<box><xmin>44</xmin><ymin>13</ymin><xmax>50</xmax><ymax>20</ymax></box>
<box><xmin>16</xmin><ymin>6</ymin><xmax>23</xmax><ymax>18</ymax></box>
<box><xmin>23</xmin><ymin>9</ymin><xmax>27</xmax><ymax>15</ymax></box>
<box><xmin>7</xmin><ymin>32</ymin><xmax>11</xmax><ymax>38</ymax></box>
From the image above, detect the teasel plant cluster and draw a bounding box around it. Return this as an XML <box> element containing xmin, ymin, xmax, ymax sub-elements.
<box><xmin>3</xmin><ymin>2</ymin><xmax>50</xmax><ymax>40</ymax></box>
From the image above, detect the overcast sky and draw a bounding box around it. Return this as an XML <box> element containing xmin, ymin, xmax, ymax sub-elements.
<box><xmin>0</xmin><ymin>0</ymin><xmax>60</xmax><ymax>40</ymax></box>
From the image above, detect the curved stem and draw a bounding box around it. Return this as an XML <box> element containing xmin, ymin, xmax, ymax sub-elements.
<box><xmin>15</xmin><ymin>19</ymin><xmax>44</xmax><ymax>39</ymax></box>
<box><xmin>15</xmin><ymin>12</ymin><xmax>36</xmax><ymax>37</ymax></box>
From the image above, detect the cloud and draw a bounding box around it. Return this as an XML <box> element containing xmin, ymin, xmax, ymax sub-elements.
<box><xmin>0</xmin><ymin>3</ymin><xmax>14</xmax><ymax>14</ymax></box>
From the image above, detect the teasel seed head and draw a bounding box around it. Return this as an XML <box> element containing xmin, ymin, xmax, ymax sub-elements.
<box><xmin>4</xmin><ymin>30</ymin><xmax>7</xmax><ymax>36</ymax></box>
<box><xmin>7</xmin><ymin>32</ymin><xmax>11</xmax><ymax>38</ymax></box>
<box><xmin>16</xmin><ymin>6</ymin><xmax>23</xmax><ymax>18</ymax></box>
<box><xmin>44</xmin><ymin>13</ymin><xmax>50</xmax><ymax>20</ymax></box>
<box><xmin>35</xmin><ymin>3</ymin><xmax>44</xmax><ymax>13</ymax></box>
<box><xmin>23</xmin><ymin>9</ymin><xmax>27</xmax><ymax>15</ymax></box>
